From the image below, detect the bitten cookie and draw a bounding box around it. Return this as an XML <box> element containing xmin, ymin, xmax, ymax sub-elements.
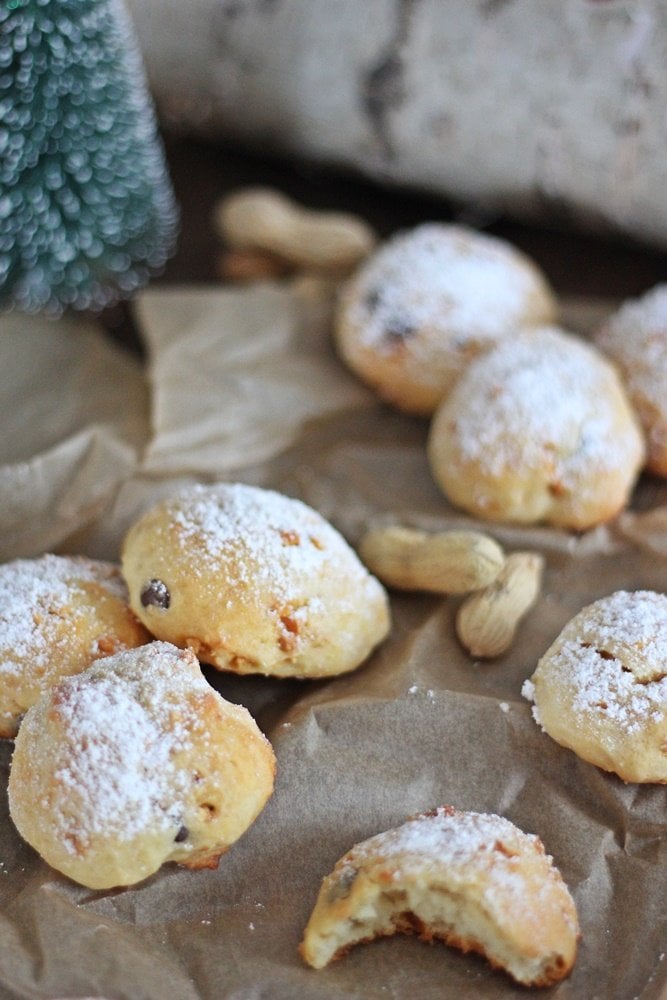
<box><xmin>300</xmin><ymin>805</ymin><xmax>579</xmax><ymax>987</ymax></box>
<box><xmin>121</xmin><ymin>482</ymin><xmax>391</xmax><ymax>678</ymax></box>
<box><xmin>334</xmin><ymin>223</ymin><xmax>557</xmax><ymax>415</ymax></box>
<box><xmin>427</xmin><ymin>326</ymin><xmax>645</xmax><ymax>530</ymax></box>
<box><xmin>0</xmin><ymin>554</ymin><xmax>150</xmax><ymax>739</ymax></box>
<box><xmin>8</xmin><ymin>641</ymin><xmax>276</xmax><ymax>889</ymax></box>
<box><xmin>594</xmin><ymin>284</ymin><xmax>667</xmax><ymax>476</ymax></box>
<box><xmin>522</xmin><ymin>590</ymin><xmax>667</xmax><ymax>783</ymax></box>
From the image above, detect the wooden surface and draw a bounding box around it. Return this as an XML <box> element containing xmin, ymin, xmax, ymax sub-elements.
<box><xmin>100</xmin><ymin>133</ymin><xmax>667</xmax><ymax>354</ymax></box>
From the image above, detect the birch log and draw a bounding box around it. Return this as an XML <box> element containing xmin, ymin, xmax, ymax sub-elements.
<box><xmin>126</xmin><ymin>0</ymin><xmax>667</xmax><ymax>248</ymax></box>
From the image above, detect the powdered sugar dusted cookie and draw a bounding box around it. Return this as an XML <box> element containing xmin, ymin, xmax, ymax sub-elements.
<box><xmin>594</xmin><ymin>284</ymin><xmax>667</xmax><ymax>476</ymax></box>
<box><xmin>121</xmin><ymin>482</ymin><xmax>390</xmax><ymax>678</ymax></box>
<box><xmin>0</xmin><ymin>554</ymin><xmax>150</xmax><ymax>739</ymax></box>
<box><xmin>523</xmin><ymin>590</ymin><xmax>667</xmax><ymax>783</ymax></box>
<box><xmin>427</xmin><ymin>326</ymin><xmax>645</xmax><ymax>529</ymax></box>
<box><xmin>8</xmin><ymin>641</ymin><xmax>276</xmax><ymax>889</ymax></box>
<box><xmin>300</xmin><ymin>805</ymin><xmax>579</xmax><ymax>987</ymax></box>
<box><xmin>334</xmin><ymin>223</ymin><xmax>557</xmax><ymax>415</ymax></box>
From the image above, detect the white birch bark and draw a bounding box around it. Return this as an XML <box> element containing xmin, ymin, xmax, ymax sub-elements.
<box><xmin>127</xmin><ymin>0</ymin><xmax>667</xmax><ymax>247</ymax></box>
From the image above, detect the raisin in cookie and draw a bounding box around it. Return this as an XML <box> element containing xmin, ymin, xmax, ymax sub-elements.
<box><xmin>334</xmin><ymin>223</ymin><xmax>557</xmax><ymax>415</ymax></box>
<box><xmin>0</xmin><ymin>554</ymin><xmax>150</xmax><ymax>739</ymax></box>
<box><xmin>8</xmin><ymin>641</ymin><xmax>276</xmax><ymax>888</ymax></box>
<box><xmin>300</xmin><ymin>805</ymin><xmax>579</xmax><ymax>987</ymax></box>
<box><xmin>121</xmin><ymin>482</ymin><xmax>390</xmax><ymax>678</ymax></box>
<box><xmin>523</xmin><ymin>590</ymin><xmax>667</xmax><ymax>783</ymax></box>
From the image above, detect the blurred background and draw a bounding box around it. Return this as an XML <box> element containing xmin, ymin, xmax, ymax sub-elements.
<box><xmin>106</xmin><ymin>0</ymin><xmax>666</xmax><ymax>348</ymax></box>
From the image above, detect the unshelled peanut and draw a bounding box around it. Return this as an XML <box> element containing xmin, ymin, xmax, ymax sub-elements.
<box><xmin>214</xmin><ymin>187</ymin><xmax>376</xmax><ymax>274</ymax></box>
<box><xmin>455</xmin><ymin>551</ymin><xmax>544</xmax><ymax>659</ymax></box>
<box><xmin>358</xmin><ymin>526</ymin><xmax>505</xmax><ymax>595</ymax></box>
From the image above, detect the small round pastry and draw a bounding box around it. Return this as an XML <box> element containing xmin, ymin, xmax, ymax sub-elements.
<box><xmin>121</xmin><ymin>482</ymin><xmax>391</xmax><ymax>678</ymax></box>
<box><xmin>334</xmin><ymin>223</ymin><xmax>557</xmax><ymax>415</ymax></box>
<box><xmin>0</xmin><ymin>553</ymin><xmax>150</xmax><ymax>739</ymax></box>
<box><xmin>594</xmin><ymin>284</ymin><xmax>667</xmax><ymax>476</ymax></box>
<box><xmin>300</xmin><ymin>805</ymin><xmax>579</xmax><ymax>987</ymax></box>
<box><xmin>427</xmin><ymin>326</ymin><xmax>645</xmax><ymax>530</ymax></box>
<box><xmin>8</xmin><ymin>641</ymin><xmax>276</xmax><ymax>889</ymax></box>
<box><xmin>522</xmin><ymin>590</ymin><xmax>667</xmax><ymax>783</ymax></box>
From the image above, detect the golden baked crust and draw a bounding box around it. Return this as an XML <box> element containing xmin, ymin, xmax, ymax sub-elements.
<box><xmin>300</xmin><ymin>805</ymin><xmax>579</xmax><ymax>987</ymax></box>
<box><xmin>427</xmin><ymin>326</ymin><xmax>645</xmax><ymax>530</ymax></box>
<box><xmin>121</xmin><ymin>482</ymin><xmax>391</xmax><ymax>678</ymax></box>
<box><xmin>0</xmin><ymin>554</ymin><xmax>150</xmax><ymax>739</ymax></box>
<box><xmin>8</xmin><ymin>641</ymin><xmax>276</xmax><ymax>889</ymax></box>
<box><xmin>594</xmin><ymin>284</ymin><xmax>667</xmax><ymax>477</ymax></box>
<box><xmin>523</xmin><ymin>590</ymin><xmax>667</xmax><ymax>783</ymax></box>
<box><xmin>334</xmin><ymin>223</ymin><xmax>557</xmax><ymax>416</ymax></box>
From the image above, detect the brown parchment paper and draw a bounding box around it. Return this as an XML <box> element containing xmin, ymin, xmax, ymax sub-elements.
<box><xmin>0</xmin><ymin>283</ymin><xmax>666</xmax><ymax>1000</ymax></box>
<box><xmin>0</xmin><ymin>311</ymin><xmax>150</xmax><ymax>562</ymax></box>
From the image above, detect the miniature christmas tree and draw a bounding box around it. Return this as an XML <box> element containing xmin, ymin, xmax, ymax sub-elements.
<box><xmin>0</xmin><ymin>0</ymin><xmax>178</xmax><ymax>315</ymax></box>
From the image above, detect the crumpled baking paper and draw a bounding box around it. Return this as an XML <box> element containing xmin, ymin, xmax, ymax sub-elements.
<box><xmin>0</xmin><ymin>283</ymin><xmax>665</xmax><ymax>1000</ymax></box>
<box><xmin>0</xmin><ymin>312</ymin><xmax>149</xmax><ymax>561</ymax></box>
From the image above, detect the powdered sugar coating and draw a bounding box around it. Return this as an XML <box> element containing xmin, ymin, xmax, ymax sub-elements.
<box><xmin>0</xmin><ymin>555</ymin><xmax>128</xmax><ymax>675</ymax></box>
<box><xmin>328</xmin><ymin>806</ymin><xmax>568</xmax><ymax>928</ymax></box>
<box><xmin>335</xmin><ymin>223</ymin><xmax>556</xmax><ymax>415</ymax></box>
<box><xmin>523</xmin><ymin>590</ymin><xmax>667</xmax><ymax>782</ymax></box>
<box><xmin>427</xmin><ymin>326</ymin><xmax>645</xmax><ymax>528</ymax></box>
<box><xmin>527</xmin><ymin>591</ymin><xmax>667</xmax><ymax>733</ymax></box>
<box><xmin>596</xmin><ymin>284</ymin><xmax>667</xmax><ymax>392</ymax></box>
<box><xmin>15</xmin><ymin>643</ymin><xmax>201</xmax><ymax>849</ymax></box>
<box><xmin>8</xmin><ymin>640</ymin><xmax>276</xmax><ymax>887</ymax></box>
<box><xmin>346</xmin><ymin>806</ymin><xmax>564</xmax><ymax>908</ymax></box>
<box><xmin>168</xmin><ymin>482</ymin><xmax>362</xmax><ymax>601</ymax></box>
<box><xmin>561</xmin><ymin>641</ymin><xmax>664</xmax><ymax>732</ymax></box>
<box><xmin>448</xmin><ymin>328</ymin><xmax>634</xmax><ymax>479</ymax></box>
<box><xmin>0</xmin><ymin>554</ymin><xmax>148</xmax><ymax>738</ymax></box>
<box><xmin>343</xmin><ymin>224</ymin><xmax>552</xmax><ymax>352</ymax></box>
<box><xmin>345</xmin><ymin>807</ymin><xmax>543</xmax><ymax>886</ymax></box>
<box><xmin>595</xmin><ymin>284</ymin><xmax>667</xmax><ymax>474</ymax></box>
<box><xmin>122</xmin><ymin>483</ymin><xmax>390</xmax><ymax>678</ymax></box>
<box><xmin>50</xmin><ymin>653</ymin><xmax>193</xmax><ymax>846</ymax></box>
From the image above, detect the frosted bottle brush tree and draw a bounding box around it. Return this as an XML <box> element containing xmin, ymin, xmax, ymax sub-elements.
<box><xmin>0</xmin><ymin>0</ymin><xmax>178</xmax><ymax>315</ymax></box>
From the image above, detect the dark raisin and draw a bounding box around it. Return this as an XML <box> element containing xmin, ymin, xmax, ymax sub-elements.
<box><xmin>140</xmin><ymin>579</ymin><xmax>170</xmax><ymax>609</ymax></box>
<box><xmin>383</xmin><ymin>318</ymin><xmax>416</xmax><ymax>342</ymax></box>
<box><xmin>365</xmin><ymin>288</ymin><xmax>382</xmax><ymax>312</ymax></box>
<box><xmin>174</xmin><ymin>825</ymin><xmax>189</xmax><ymax>843</ymax></box>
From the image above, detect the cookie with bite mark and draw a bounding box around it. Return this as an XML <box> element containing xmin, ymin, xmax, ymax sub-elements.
<box><xmin>300</xmin><ymin>805</ymin><xmax>579</xmax><ymax>987</ymax></box>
